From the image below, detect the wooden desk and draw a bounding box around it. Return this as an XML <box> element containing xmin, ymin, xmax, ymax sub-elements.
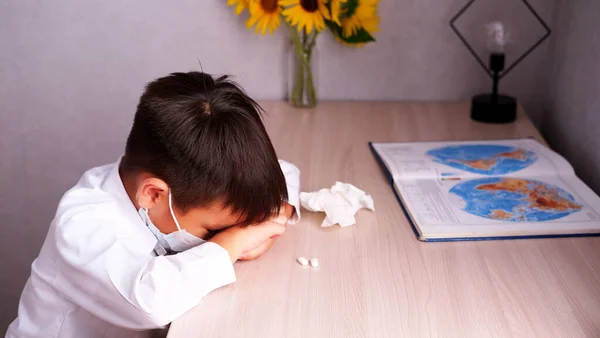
<box><xmin>168</xmin><ymin>102</ymin><xmax>600</xmax><ymax>338</ymax></box>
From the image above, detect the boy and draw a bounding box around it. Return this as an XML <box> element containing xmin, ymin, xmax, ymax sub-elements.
<box><xmin>6</xmin><ymin>72</ymin><xmax>301</xmax><ymax>338</ymax></box>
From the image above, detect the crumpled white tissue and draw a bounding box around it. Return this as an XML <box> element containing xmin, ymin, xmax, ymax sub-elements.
<box><xmin>300</xmin><ymin>182</ymin><xmax>375</xmax><ymax>227</ymax></box>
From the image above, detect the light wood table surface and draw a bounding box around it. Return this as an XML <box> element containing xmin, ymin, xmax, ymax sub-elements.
<box><xmin>168</xmin><ymin>102</ymin><xmax>600</xmax><ymax>338</ymax></box>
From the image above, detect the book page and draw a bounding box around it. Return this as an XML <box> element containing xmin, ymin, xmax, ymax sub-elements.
<box><xmin>372</xmin><ymin>138</ymin><xmax>574</xmax><ymax>181</ymax></box>
<box><xmin>395</xmin><ymin>174</ymin><xmax>600</xmax><ymax>239</ymax></box>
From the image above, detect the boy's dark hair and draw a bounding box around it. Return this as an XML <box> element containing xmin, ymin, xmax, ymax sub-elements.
<box><xmin>122</xmin><ymin>71</ymin><xmax>288</xmax><ymax>225</ymax></box>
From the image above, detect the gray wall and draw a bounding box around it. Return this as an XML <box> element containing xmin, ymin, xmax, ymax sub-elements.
<box><xmin>0</xmin><ymin>0</ymin><xmax>553</xmax><ymax>330</ymax></box>
<box><xmin>542</xmin><ymin>0</ymin><xmax>600</xmax><ymax>193</ymax></box>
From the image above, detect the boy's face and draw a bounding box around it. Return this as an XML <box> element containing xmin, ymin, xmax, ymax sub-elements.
<box><xmin>133</xmin><ymin>175</ymin><xmax>246</xmax><ymax>239</ymax></box>
<box><xmin>149</xmin><ymin>199</ymin><xmax>244</xmax><ymax>240</ymax></box>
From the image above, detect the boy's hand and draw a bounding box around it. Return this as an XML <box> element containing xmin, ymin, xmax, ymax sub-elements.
<box><xmin>238</xmin><ymin>204</ymin><xmax>293</xmax><ymax>261</ymax></box>
<box><xmin>209</xmin><ymin>215</ymin><xmax>287</xmax><ymax>263</ymax></box>
<box><xmin>281</xmin><ymin>202</ymin><xmax>294</xmax><ymax>220</ymax></box>
<box><xmin>238</xmin><ymin>238</ymin><xmax>275</xmax><ymax>261</ymax></box>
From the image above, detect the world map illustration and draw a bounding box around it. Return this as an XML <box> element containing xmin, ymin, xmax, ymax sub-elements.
<box><xmin>426</xmin><ymin>144</ymin><xmax>538</xmax><ymax>175</ymax></box>
<box><xmin>450</xmin><ymin>178</ymin><xmax>583</xmax><ymax>222</ymax></box>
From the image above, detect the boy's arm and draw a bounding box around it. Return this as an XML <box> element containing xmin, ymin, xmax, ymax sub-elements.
<box><xmin>53</xmin><ymin>208</ymin><xmax>286</xmax><ymax>330</ymax></box>
<box><xmin>235</xmin><ymin>161</ymin><xmax>299</xmax><ymax>262</ymax></box>
<box><xmin>279</xmin><ymin>160</ymin><xmax>301</xmax><ymax>223</ymax></box>
<box><xmin>237</xmin><ymin>205</ymin><xmax>291</xmax><ymax>261</ymax></box>
<box><xmin>53</xmin><ymin>216</ymin><xmax>236</xmax><ymax>330</ymax></box>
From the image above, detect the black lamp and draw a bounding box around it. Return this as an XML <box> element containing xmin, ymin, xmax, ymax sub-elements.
<box><xmin>450</xmin><ymin>0</ymin><xmax>551</xmax><ymax>123</ymax></box>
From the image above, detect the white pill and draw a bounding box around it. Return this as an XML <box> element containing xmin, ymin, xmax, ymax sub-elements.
<box><xmin>297</xmin><ymin>257</ymin><xmax>308</xmax><ymax>266</ymax></box>
<box><xmin>310</xmin><ymin>258</ymin><xmax>319</xmax><ymax>267</ymax></box>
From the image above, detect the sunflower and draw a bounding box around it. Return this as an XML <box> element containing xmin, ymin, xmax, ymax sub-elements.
<box><xmin>246</xmin><ymin>0</ymin><xmax>282</xmax><ymax>35</ymax></box>
<box><xmin>340</xmin><ymin>0</ymin><xmax>379</xmax><ymax>38</ymax></box>
<box><xmin>281</xmin><ymin>0</ymin><xmax>331</xmax><ymax>34</ymax></box>
<box><xmin>329</xmin><ymin>0</ymin><xmax>347</xmax><ymax>25</ymax></box>
<box><xmin>228</xmin><ymin>0</ymin><xmax>249</xmax><ymax>15</ymax></box>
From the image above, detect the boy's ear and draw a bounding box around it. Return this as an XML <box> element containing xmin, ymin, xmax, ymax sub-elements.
<box><xmin>136</xmin><ymin>177</ymin><xmax>169</xmax><ymax>209</ymax></box>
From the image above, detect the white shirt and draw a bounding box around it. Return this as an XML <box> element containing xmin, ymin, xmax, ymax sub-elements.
<box><xmin>6</xmin><ymin>159</ymin><xmax>301</xmax><ymax>338</ymax></box>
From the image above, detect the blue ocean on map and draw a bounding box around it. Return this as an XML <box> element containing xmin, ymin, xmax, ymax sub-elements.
<box><xmin>426</xmin><ymin>144</ymin><xmax>538</xmax><ymax>175</ymax></box>
<box><xmin>450</xmin><ymin>177</ymin><xmax>582</xmax><ymax>222</ymax></box>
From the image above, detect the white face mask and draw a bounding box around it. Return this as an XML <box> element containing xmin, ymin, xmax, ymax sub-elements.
<box><xmin>138</xmin><ymin>190</ymin><xmax>206</xmax><ymax>254</ymax></box>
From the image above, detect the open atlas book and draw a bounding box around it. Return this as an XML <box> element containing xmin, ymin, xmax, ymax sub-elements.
<box><xmin>370</xmin><ymin>138</ymin><xmax>600</xmax><ymax>241</ymax></box>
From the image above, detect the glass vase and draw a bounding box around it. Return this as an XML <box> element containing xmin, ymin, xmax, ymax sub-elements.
<box><xmin>283</xmin><ymin>14</ymin><xmax>319</xmax><ymax>110</ymax></box>
<box><xmin>290</xmin><ymin>45</ymin><xmax>317</xmax><ymax>108</ymax></box>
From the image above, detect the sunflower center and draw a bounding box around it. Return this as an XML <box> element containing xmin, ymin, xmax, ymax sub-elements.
<box><xmin>260</xmin><ymin>0</ymin><xmax>278</xmax><ymax>12</ymax></box>
<box><xmin>300</xmin><ymin>0</ymin><xmax>319</xmax><ymax>12</ymax></box>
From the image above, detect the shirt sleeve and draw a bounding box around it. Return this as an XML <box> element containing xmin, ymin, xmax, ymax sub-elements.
<box><xmin>52</xmin><ymin>212</ymin><xmax>236</xmax><ymax>330</ymax></box>
<box><xmin>279</xmin><ymin>160</ymin><xmax>301</xmax><ymax>224</ymax></box>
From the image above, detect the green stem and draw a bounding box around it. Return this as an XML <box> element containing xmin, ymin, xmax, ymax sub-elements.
<box><xmin>307</xmin><ymin>30</ymin><xmax>319</xmax><ymax>51</ymax></box>
<box><xmin>305</xmin><ymin>31</ymin><xmax>319</xmax><ymax>106</ymax></box>
<box><xmin>297</xmin><ymin>30</ymin><xmax>308</xmax><ymax>104</ymax></box>
<box><xmin>283</xmin><ymin>16</ymin><xmax>319</xmax><ymax>107</ymax></box>
<box><xmin>305</xmin><ymin>55</ymin><xmax>316</xmax><ymax>106</ymax></box>
<box><xmin>282</xmin><ymin>16</ymin><xmax>305</xmax><ymax>106</ymax></box>
<box><xmin>283</xmin><ymin>16</ymin><xmax>304</xmax><ymax>58</ymax></box>
<box><xmin>302</xmin><ymin>29</ymin><xmax>307</xmax><ymax>46</ymax></box>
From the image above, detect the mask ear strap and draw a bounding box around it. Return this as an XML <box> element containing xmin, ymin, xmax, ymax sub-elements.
<box><xmin>168</xmin><ymin>190</ymin><xmax>183</xmax><ymax>231</ymax></box>
<box><xmin>135</xmin><ymin>190</ymin><xmax>148</xmax><ymax>214</ymax></box>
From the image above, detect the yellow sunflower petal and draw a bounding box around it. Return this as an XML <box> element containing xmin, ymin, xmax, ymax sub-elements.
<box><xmin>361</xmin><ymin>15</ymin><xmax>380</xmax><ymax>34</ymax></box>
<box><xmin>330</xmin><ymin>0</ymin><xmax>347</xmax><ymax>24</ymax></box>
<box><xmin>235</xmin><ymin>3</ymin><xmax>244</xmax><ymax>15</ymax></box>
<box><xmin>281</xmin><ymin>0</ymin><xmax>329</xmax><ymax>33</ymax></box>
<box><xmin>246</xmin><ymin>0</ymin><xmax>282</xmax><ymax>34</ymax></box>
<box><xmin>282</xmin><ymin>8</ymin><xmax>294</xmax><ymax>22</ymax></box>
<box><xmin>256</xmin><ymin>19</ymin><xmax>268</xmax><ymax>35</ymax></box>
<box><xmin>355</xmin><ymin>0</ymin><xmax>377</xmax><ymax>19</ymax></box>
<box><xmin>228</xmin><ymin>0</ymin><xmax>249</xmax><ymax>15</ymax></box>
<box><xmin>246</xmin><ymin>14</ymin><xmax>260</xmax><ymax>29</ymax></box>
<box><xmin>336</xmin><ymin>0</ymin><xmax>379</xmax><ymax>47</ymax></box>
<box><xmin>271</xmin><ymin>14</ymin><xmax>281</xmax><ymax>32</ymax></box>
<box><xmin>318</xmin><ymin>1</ymin><xmax>330</xmax><ymax>20</ymax></box>
<box><xmin>331</xmin><ymin>4</ymin><xmax>341</xmax><ymax>24</ymax></box>
<box><xmin>342</xmin><ymin>16</ymin><xmax>360</xmax><ymax>37</ymax></box>
<box><xmin>282</xmin><ymin>8</ymin><xmax>292</xmax><ymax>18</ymax></box>
<box><xmin>306</xmin><ymin>15</ymin><xmax>314</xmax><ymax>33</ymax></box>
<box><xmin>253</xmin><ymin>17</ymin><xmax>262</xmax><ymax>32</ymax></box>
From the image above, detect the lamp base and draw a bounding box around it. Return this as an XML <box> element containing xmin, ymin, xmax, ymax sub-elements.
<box><xmin>470</xmin><ymin>94</ymin><xmax>517</xmax><ymax>123</ymax></box>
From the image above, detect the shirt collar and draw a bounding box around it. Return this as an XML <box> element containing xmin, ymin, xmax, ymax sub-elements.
<box><xmin>102</xmin><ymin>157</ymin><xmax>139</xmax><ymax>215</ymax></box>
<box><xmin>101</xmin><ymin>157</ymin><xmax>158</xmax><ymax>253</ymax></box>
